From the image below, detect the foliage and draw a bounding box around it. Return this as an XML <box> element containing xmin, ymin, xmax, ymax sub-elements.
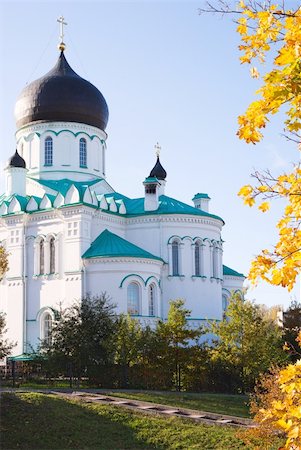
<box><xmin>250</xmin><ymin>331</ymin><xmax>301</xmax><ymax>449</ymax></box>
<box><xmin>41</xmin><ymin>294</ymin><xmax>117</xmax><ymax>383</ymax></box>
<box><xmin>114</xmin><ymin>314</ymin><xmax>143</xmax><ymax>387</ymax></box>
<box><xmin>200</xmin><ymin>1</ymin><xmax>301</xmax><ymax>290</ymax></box>
<box><xmin>1</xmin><ymin>392</ymin><xmax>285</xmax><ymax>449</ymax></box>
<box><xmin>235</xmin><ymin>1</ymin><xmax>301</xmax><ymax>290</ymax></box>
<box><xmin>0</xmin><ymin>311</ymin><xmax>15</xmax><ymax>358</ymax></box>
<box><xmin>206</xmin><ymin>294</ymin><xmax>287</xmax><ymax>392</ymax></box>
<box><xmin>0</xmin><ymin>245</ymin><xmax>9</xmax><ymax>281</ymax></box>
<box><xmin>283</xmin><ymin>300</ymin><xmax>301</xmax><ymax>362</ymax></box>
<box><xmin>155</xmin><ymin>299</ymin><xmax>202</xmax><ymax>391</ymax></box>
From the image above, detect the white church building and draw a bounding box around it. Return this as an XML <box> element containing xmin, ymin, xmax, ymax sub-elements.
<box><xmin>0</xmin><ymin>33</ymin><xmax>244</xmax><ymax>358</ymax></box>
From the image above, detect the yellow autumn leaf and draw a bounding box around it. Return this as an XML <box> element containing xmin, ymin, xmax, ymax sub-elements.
<box><xmin>258</xmin><ymin>201</ymin><xmax>270</xmax><ymax>212</ymax></box>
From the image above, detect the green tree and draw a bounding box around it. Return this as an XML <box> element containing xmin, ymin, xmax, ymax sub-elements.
<box><xmin>114</xmin><ymin>314</ymin><xmax>142</xmax><ymax>387</ymax></box>
<box><xmin>0</xmin><ymin>246</ymin><xmax>9</xmax><ymax>281</ymax></box>
<box><xmin>157</xmin><ymin>299</ymin><xmax>202</xmax><ymax>391</ymax></box>
<box><xmin>283</xmin><ymin>300</ymin><xmax>301</xmax><ymax>362</ymax></box>
<box><xmin>207</xmin><ymin>294</ymin><xmax>287</xmax><ymax>392</ymax></box>
<box><xmin>0</xmin><ymin>312</ymin><xmax>15</xmax><ymax>358</ymax></box>
<box><xmin>42</xmin><ymin>294</ymin><xmax>116</xmax><ymax>386</ymax></box>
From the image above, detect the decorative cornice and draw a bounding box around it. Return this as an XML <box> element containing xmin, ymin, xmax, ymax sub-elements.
<box><xmin>126</xmin><ymin>215</ymin><xmax>222</xmax><ymax>228</ymax></box>
<box><xmin>85</xmin><ymin>257</ymin><xmax>163</xmax><ymax>265</ymax></box>
<box><xmin>16</xmin><ymin>121</ymin><xmax>107</xmax><ymax>141</ymax></box>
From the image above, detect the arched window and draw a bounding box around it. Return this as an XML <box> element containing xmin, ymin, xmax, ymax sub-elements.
<box><xmin>79</xmin><ymin>138</ymin><xmax>87</xmax><ymax>167</ymax></box>
<box><xmin>49</xmin><ymin>237</ymin><xmax>55</xmax><ymax>274</ymax></box>
<box><xmin>172</xmin><ymin>240</ymin><xmax>180</xmax><ymax>276</ymax></box>
<box><xmin>195</xmin><ymin>241</ymin><xmax>201</xmax><ymax>276</ymax></box>
<box><xmin>222</xmin><ymin>295</ymin><xmax>228</xmax><ymax>312</ymax></box>
<box><xmin>149</xmin><ymin>284</ymin><xmax>156</xmax><ymax>316</ymax></box>
<box><xmin>42</xmin><ymin>313</ymin><xmax>52</xmax><ymax>345</ymax></box>
<box><xmin>44</xmin><ymin>137</ymin><xmax>53</xmax><ymax>166</ymax></box>
<box><xmin>39</xmin><ymin>240</ymin><xmax>45</xmax><ymax>275</ymax></box>
<box><xmin>212</xmin><ymin>245</ymin><xmax>218</xmax><ymax>278</ymax></box>
<box><xmin>127</xmin><ymin>282</ymin><xmax>140</xmax><ymax>315</ymax></box>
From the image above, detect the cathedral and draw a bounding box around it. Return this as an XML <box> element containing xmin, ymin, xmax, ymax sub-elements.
<box><xmin>0</xmin><ymin>28</ymin><xmax>244</xmax><ymax>358</ymax></box>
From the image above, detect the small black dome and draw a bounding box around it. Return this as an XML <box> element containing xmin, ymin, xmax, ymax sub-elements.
<box><xmin>14</xmin><ymin>52</ymin><xmax>109</xmax><ymax>131</ymax></box>
<box><xmin>149</xmin><ymin>156</ymin><xmax>167</xmax><ymax>180</ymax></box>
<box><xmin>8</xmin><ymin>150</ymin><xmax>26</xmax><ymax>168</ymax></box>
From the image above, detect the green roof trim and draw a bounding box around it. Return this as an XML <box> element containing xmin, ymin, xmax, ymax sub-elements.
<box><xmin>223</xmin><ymin>265</ymin><xmax>245</xmax><ymax>278</ymax></box>
<box><xmin>193</xmin><ymin>193</ymin><xmax>211</xmax><ymax>200</ymax></box>
<box><xmin>143</xmin><ymin>177</ymin><xmax>159</xmax><ymax>183</ymax></box>
<box><xmin>82</xmin><ymin>229</ymin><xmax>164</xmax><ymax>262</ymax></box>
<box><xmin>34</xmin><ymin>178</ymin><xmax>102</xmax><ymax>197</ymax></box>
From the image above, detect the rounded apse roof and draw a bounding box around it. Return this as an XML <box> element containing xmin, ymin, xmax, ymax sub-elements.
<box><xmin>14</xmin><ymin>51</ymin><xmax>109</xmax><ymax>131</ymax></box>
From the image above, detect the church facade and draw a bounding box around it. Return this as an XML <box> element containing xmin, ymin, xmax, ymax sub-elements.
<box><xmin>0</xmin><ymin>44</ymin><xmax>244</xmax><ymax>358</ymax></box>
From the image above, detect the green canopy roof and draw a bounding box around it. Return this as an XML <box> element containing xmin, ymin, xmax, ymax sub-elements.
<box><xmin>223</xmin><ymin>265</ymin><xmax>245</xmax><ymax>278</ymax></box>
<box><xmin>82</xmin><ymin>229</ymin><xmax>164</xmax><ymax>262</ymax></box>
<box><xmin>8</xmin><ymin>353</ymin><xmax>38</xmax><ymax>362</ymax></box>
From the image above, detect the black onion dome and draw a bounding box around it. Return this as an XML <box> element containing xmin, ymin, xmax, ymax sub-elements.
<box><xmin>149</xmin><ymin>156</ymin><xmax>167</xmax><ymax>180</ymax></box>
<box><xmin>14</xmin><ymin>52</ymin><xmax>109</xmax><ymax>131</ymax></box>
<box><xmin>8</xmin><ymin>150</ymin><xmax>26</xmax><ymax>168</ymax></box>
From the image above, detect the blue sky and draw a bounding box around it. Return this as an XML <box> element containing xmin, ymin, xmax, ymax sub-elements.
<box><xmin>0</xmin><ymin>0</ymin><xmax>299</xmax><ymax>307</ymax></box>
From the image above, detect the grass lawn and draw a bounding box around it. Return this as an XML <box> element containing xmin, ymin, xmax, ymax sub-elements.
<box><xmin>105</xmin><ymin>391</ymin><xmax>250</xmax><ymax>418</ymax></box>
<box><xmin>1</xmin><ymin>392</ymin><xmax>284</xmax><ymax>450</ymax></box>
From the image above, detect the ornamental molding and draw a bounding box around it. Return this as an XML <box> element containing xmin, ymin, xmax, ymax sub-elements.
<box><xmin>16</xmin><ymin>121</ymin><xmax>107</xmax><ymax>140</ymax></box>
<box><xmin>94</xmin><ymin>210</ymin><xmax>125</xmax><ymax>225</ymax></box>
<box><xmin>1</xmin><ymin>217</ymin><xmax>24</xmax><ymax>226</ymax></box>
<box><xmin>223</xmin><ymin>275</ymin><xmax>245</xmax><ymax>281</ymax></box>
<box><xmin>126</xmin><ymin>215</ymin><xmax>222</xmax><ymax>228</ymax></box>
<box><xmin>84</xmin><ymin>257</ymin><xmax>163</xmax><ymax>266</ymax></box>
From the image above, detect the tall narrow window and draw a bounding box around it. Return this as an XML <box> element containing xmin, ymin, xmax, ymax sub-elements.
<box><xmin>39</xmin><ymin>240</ymin><xmax>45</xmax><ymax>275</ymax></box>
<box><xmin>149</xmin><ymin>285</ymin><xmax>156</xmax><ymax>316</ymax></box>
<box><xmin>172</xmin><ymin>241</ymin><xmax>179</xmax><ymax>276</ymax></box>
<box><xmin>195</xmin><ymin>242</ymin><xmax>201</xmax><ymax>276</ymax></box>
<box><xmin>127</xmin><ymin>283</ymin><xmax>140</xmax><ymax>315</ymax></box>
<box><xmin>79</xmin><ymin>138</ymin><xmax>87</xmax><ymax>167</ymax></box>
<box><xmin>49</xmin><ymin>237</ymin><xmax>55</xmax><ymax>274</ymax></box>
<box><xmin>44</xmin><ymin>137</ymin><xmax>53</xmax><ymax>166</ymax></box>
<box><xmin>212</xmin><ymin>246</ymin><xmax>218</xmax><ymax>278</ymax></box>
<box><xmin>43</xmin><ymin>313</ymin><xmax>52</xmax><ymax>345</ymax></box>
<box><xmin>222</xmin><ymin>295</ymin><xmax>228</xmax><ymax>312</ymax></box>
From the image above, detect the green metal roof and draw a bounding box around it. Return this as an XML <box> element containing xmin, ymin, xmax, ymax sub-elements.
<box><xmin>192</xmin><ymin>193</ymin><xmax>211</xmax><ymax>200</ymax></box>
<box><xmin>0</xmin><ymin>180</ymin><xmax>223</xmax><ymax>223</ymax></box>
<box><xmin>122</xmin><ymin>195</ymin><xmax>224</xmax><ymax>223</ymax></box>
<box><xmin>82</xmin><ymin>229</ymin><xmax>164</xmax><ymax>262</ymax></box>
<box><xmin>34</xmin><ymin>178</ymin><xmax>102</xmax><ymax>197</ymax></box>
<box><xmin>223</xmin><ymin>265</ymin><xmax>245</xmax><ymax>278</ymax></box>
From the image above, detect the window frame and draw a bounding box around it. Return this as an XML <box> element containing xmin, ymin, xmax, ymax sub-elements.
<box><xmin>49</xmin><ymin>237</ymin><xmax>55</xmax><ymax>274</ymax></box>
<box><xmin>44</xmin><ymin>137</ymin><xmax>53</xmax><ymax>166</ymax></box>
<box><xmin>41</xmin><ymin>312</ymin><xmax>53</xmax><ymax>346</ymax></box>
<box><xmin>149</xmin><ymin>284</ymin><xmax>156</xmax><ymax>316</ymax></box>
<box><xmin>172</xmin><ymin>240</ymin><xmax>180</xmax><ymax>276</ymax></box>
<box><xmin>127</xmin><ymin>282</ymin><xmax>140</xmax><ymax>315</ymax></box>
<box><xmin>39</xmin><ymin>239</ymin><xmax>45</xmax><ymax>275</ymax></box>
<box><xmin>79</xmin><ymin>138</ymin><xmax>87</xmax><ymax>168</ymax></box>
